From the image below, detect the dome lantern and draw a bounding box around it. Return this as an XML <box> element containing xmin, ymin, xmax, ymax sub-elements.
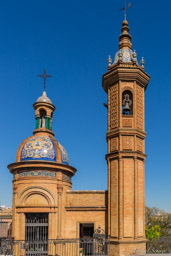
<box><xmin>33</xmin><ymin>91</ymin><xmax>55</xmax><ymax>136</ymax></box>
<box><xmin>34</xmin><ymin>69</ymin><xmax>55</xmax><ymax>136</ymax></box>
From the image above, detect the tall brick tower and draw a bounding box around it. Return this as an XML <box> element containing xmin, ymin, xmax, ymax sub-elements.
<box><xmin>102</xmin><ymin>20</ymin><xmax>150</xmax><ymax>256</ymax></box>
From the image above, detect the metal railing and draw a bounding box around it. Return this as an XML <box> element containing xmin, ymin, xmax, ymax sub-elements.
<box><xmin>54</xmin><ymin>238</ymin><xmax>110</xmax><ymax>256</ymax></box>
<box><xmin>1</xmin><ymin>237</ymin><xmax>171</xmax><ymax>255</ymax></box>
<box><xmin>0</xmin><ymin>238</ymin><xmax>110</xmax><ymax>256</ymax></box>
<box><xmin>146</xmin><ymin>237</ymin><xmax>171</xmax><ymax>254</ymax></box>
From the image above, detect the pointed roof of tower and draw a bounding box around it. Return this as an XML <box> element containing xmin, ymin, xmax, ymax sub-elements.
<box><xmin>119</xmin><ymin>20</ymin><xmax>132</xmax><ymax>50</ymax></box>
<box><xmin>113</xmin><ymin>20</ymin><xmax>137</xmax><ymax>64</ymax></box>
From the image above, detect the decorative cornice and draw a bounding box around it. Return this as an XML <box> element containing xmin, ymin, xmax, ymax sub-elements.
<box><xmin>33</xmin><ymin>128</ymin><xmax>54</xmax><ymax>136</ymax></box>
<box><xmin>110</xmin><ymin>239</ymin><xmax>146</xmax><ymax>245</ymax></box>
<box><xmin>8</xmin><ymin>161</ymin><xmax>77</xmax><ymax>177</ymax></box>
<box><xmin>67</xmin><ymin>190</ymin><xmax>107</xmax><ymax>194</ymax></box>
<box><xmin>65</xmin><ymin>206</ymin><xmax>106</xmax><ymax>211</ymax></box>
<box><xmin>106</xmin><ymin>128</ymin><xmax>146</xmax><ymax>139</ymax></box>
<box><xmin>16</xmin><ymin>206</ymin><xmax>58</xmax><ymax>213</ymax></box>
<box><xmin>106</xmin><ymin>151</ymin><xmax>147</xmax><ymax>161</ymax></box>
<box><xmin>33</xmin><ymin>101</ymin><xmax>55</xmax><ymax>111</ymax></box>
<box><xmin>102</xmin><ymin>65</ymin><xmax>150</xmax><ymax>93</ymax></box>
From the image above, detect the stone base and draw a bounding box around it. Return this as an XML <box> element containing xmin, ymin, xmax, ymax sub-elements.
<box><xmin>110</xmin><ymin>240</ymin><xmax>146</xmax><ymax>256</ymax></box>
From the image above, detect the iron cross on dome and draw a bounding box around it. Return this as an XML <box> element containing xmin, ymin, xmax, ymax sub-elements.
<box><xmin>37</xmin><ymin>69</ymin><xmax>52</xmax><ymax>91</ymax></box>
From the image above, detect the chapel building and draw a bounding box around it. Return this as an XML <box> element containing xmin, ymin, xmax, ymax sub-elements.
<box><xmin>8</xmin><ymin>19</ymin><xmax>150</xmax><ymax>256</ymax></box>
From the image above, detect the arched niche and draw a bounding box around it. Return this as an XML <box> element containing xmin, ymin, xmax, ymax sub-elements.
<box><xmin>122</xmin><ymin>90</ymin><xmax>133</xmax><ymax>115</ymax></box>
<box><xmin>19</xmin><ymin>186</ymin><xmax>55</xmax><ymax>206</ymax></box>
<box><xmin>25</xmin><ymin>193</ymin><xmax>49</xmax><ymax>206</ymax></box>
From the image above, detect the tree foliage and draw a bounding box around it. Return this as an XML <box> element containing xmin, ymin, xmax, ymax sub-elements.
<box><xmin>145</xmin><ymin>206</ymin><xmax>171</xmax><ymax>238</ymax></box>
<box><xmin>145</xmin><ymin>225</ymin><xmax>160</xmax><ymax>240</ymax></box>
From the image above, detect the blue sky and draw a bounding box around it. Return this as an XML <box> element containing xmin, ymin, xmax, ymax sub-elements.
<box><xmin>0</xmin><ymin>0</ymin><xmax>170</xmax><ymax>212</ymax></box>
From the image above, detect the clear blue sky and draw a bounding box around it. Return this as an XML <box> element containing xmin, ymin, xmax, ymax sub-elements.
<box><xmin>0</xmin><ymin>0</ymin><xmax>170</xmax><ymax>212</ymax></box>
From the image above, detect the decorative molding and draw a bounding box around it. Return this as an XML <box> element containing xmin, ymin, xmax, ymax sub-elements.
<box><xmin>19</xmin><ymin>186</ymin><xmax>55</xmax><ymax>204</ymax></box>
<box><xmin>122</xmin><ymin>118</ymin><xmax>132</xmax><ymax>128</ymax></box>
<box><xmin>137</xmin><ymin>138</ymin><xmax>143</xmax><ymax>152</ymax></box>
<box><xmin>19</xmin><ymin>170</ymin><xmax>56</xmax><ymax>178</ymax></box>
<box><xmin>137</xmin><ymin>86</ymin><xmax>143</xmax><ymax>130</ymax></box>
<box><xmin>102</xmin><ymin>66</ymin><xmax>150</xmax><ymax>93</ymax></box>
<box><xmin>65</xmin><ymin>206</ymin><xmax>106</xmax><ymax>211</ymax></box>
<box><xmin>122</xmin><ymin>136</ymin><xmax>133</xmax><ymax>150</ymax></box>
<box><xmin>110</xmin><ymin>85</ymin><xmax>118</xmax><ymax>129</ymax></box>
<box><xmin>110</xmin><ymin>137</ymin><xmax>118</xmax><ymax>152</ymax></box>
<box><xmin>67</xmin><ymin>191</ymin><xmax>106</xmax><ymax>194</ymax></box>
<box><xmin>62</xmin><ymin>174</ymin><xmax>71</xmax><ymax>182</ymax></box>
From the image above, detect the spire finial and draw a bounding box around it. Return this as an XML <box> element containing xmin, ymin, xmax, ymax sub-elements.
<box><xmin>37</xmin><ymin>69</ymin><xmax>52</xmax><ymax>91</ymax></box>
<box><xmin>107</xmin><ymin>55</ymin><xmax>112</xmax><ymax>66</ymax></box>
<box><xmin>119</xmin><ymin>19</ymin><xmax>132</xmax><ymax>50</ymax></box>
<box><xmin>120</xmin><ymin>1</ymin><xmax>131</xmax><ymax>20</ymax></box>
<box><xmin>140</xmin><ymin>57</ymin><xmax>145</xmax><ymax>69</ymax></box>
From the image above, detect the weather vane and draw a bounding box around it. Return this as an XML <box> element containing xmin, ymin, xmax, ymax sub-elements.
<box><xmin>120</xmin><ymin>0</ymin><xmax>131</xmax><ymax>20</ymax></box>
<box><xmin>37</xmin><ymin>69</ymin><xmax>52</xmax><ymax>91</ymax></box>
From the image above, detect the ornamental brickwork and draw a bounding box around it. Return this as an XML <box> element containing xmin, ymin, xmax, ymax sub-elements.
<box><xmin>110</xmin><ymin>137</ymin><xmax>118</xmax><ymax>152</ymax></box>
<box><xmin>122</xmin><ymin>136</ymin><xmax>134</xmax><ymax>150</ymax></box>
<box><xmin>136</xmin><ymin>85</ymin><xmax>144</xmax><ymax>130</ymax></box>
<box><xmin>103</xmin><ymin>19</ymin><xmax>150</xmax><ymax>256</ymax></box>
<box><xmin>109</xmin><ymin>85</ymin><xmax>118</xmax><ymax>130</ymax></box>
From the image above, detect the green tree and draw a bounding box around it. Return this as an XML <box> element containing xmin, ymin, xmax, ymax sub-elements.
<box><xmin>145</xmin><ymin>225</ymin><xmax>160</xmax><ymax>240</ymax></box>
<box><xmin>145</xmin><ymin>206</ymin><xmax>171</xmax><ymax>238</ymax></box>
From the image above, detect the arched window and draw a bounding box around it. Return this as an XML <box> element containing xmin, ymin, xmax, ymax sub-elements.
<box><xmin>39</xmin><ymin>109</ymin><xmax>46</xmax><ymax>128</ymax></box>
<box><xmin>122</xmin><ymin>90</ymin><xmax>133</xmax><ymax>115</ymax></box>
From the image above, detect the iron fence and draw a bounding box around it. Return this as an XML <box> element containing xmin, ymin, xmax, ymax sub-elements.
<box><xmin>1</xmin><ymin>237</ymin><xmax>171</xmax><ymax>255</ymax></box>
<box><xmin>0</xmin><ymin>238</ymin><xmax>110</xmax><ymax>256</ymax></box>
<box><xmin>146</xmin><ymin>237</ymin><xmax>171</xmax><ymax>254</ymax></box>
<box><xmin>54</xmin><ymin>238</ymin><xmax>110</xmax><ymax>256</ymax></box>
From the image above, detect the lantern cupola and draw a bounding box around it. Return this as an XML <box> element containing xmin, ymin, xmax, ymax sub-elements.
<box><xmin>33</xmin><ymin>69</ymin><xmax>55</xmax><ymax>136</ymax></box>
<box><xmin>33</xmin><ymin>90</ymin><xmax>55</xmax><ymax>136</ymax></box>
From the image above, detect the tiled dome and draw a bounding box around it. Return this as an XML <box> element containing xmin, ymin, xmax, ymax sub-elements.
<box><xmin>18</xmin><ymin>135</ymin><xmax>69</xmax><ymax>165</ymax></box>
<box><xmin>58</xmin><ymin>142</ymin><xmax>70</xmax><ymax>165</ymax></box>
<box><xmin>36</xmin><ymin>91</ymin><xmax>52</xmax><ymax>104</ymax></box>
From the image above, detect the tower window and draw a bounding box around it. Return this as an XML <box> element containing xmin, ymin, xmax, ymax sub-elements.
<box><xmin>39</xmin><ymin>109</ymin><xmax>47</xmax><ymax>128</ymax></box>
<box><xmin>122</xmin><ymin>90</ymin><xmax>133</xmax><ymax>115</ymax></box>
